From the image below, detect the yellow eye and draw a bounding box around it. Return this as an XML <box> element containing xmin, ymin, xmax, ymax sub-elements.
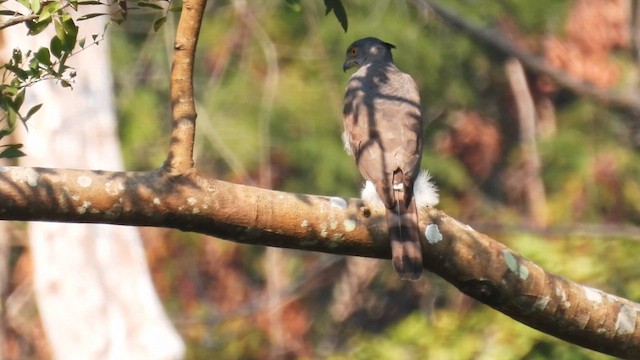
<box><xmin>350</xmin><ymin>47</ymin><xmax>357</xmax><ymax>56</ymax></box>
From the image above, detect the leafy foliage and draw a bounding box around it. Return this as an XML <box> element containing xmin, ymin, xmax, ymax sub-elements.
<box><xmin>324</xmin><ymin>0</ymin><xmax>348</xmax><ymax>32</ymax></box>
<box><xmin>4</xmin><ymin>0</ymin><xmax>640</xmax><ymax>358</ymax></box>
<box><xmin>105</xmin><ymin>1</ymin><xmax>640</xmax><ymax>358</ymax></box>
<box><xmin>0</xmin><ymin>0</ymin><xmax>170</xmax><ymax>158</ymax></box>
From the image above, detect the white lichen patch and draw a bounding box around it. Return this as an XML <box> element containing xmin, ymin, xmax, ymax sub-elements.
<box><xmin>187</xmin><ymin>197</ymin><xmax>197</xmax><ymax>206</ymax></box>
<box><xmin>71</xmin><ymin>194</ymin><xmax>81</xmax><ymax>201</ymax></box>
<box><xmin>517</xmin><ymin>264</ymin><xmax>529</xmax><ymax>280</ymax></box>
<box><xmin>77</xmin><ymin>175</ymin><xmax>92</xmax><ymax>188</ymax></box>
<box><xmin>425</xmin><ymin>224</ymin><xmax>443</xmax><ymax>244</ymax></box>
<box><xmin>583</xmin><ymin>286</ymin><xmax>604</xmax><ymax>304</ymax></box>
<box><xmin>153</xmin><ymin>197</ymin><xmax>161</xmax><ymax>205</ymax></box>
<box><xmin>11</xmin><ymin>167</ymin><xmax>39</xmax><ymax>187</ymax></box>
<box><xmin>329</xmin><ymin>221</ymin><xmax>338</xmax><ymax>230</ymax></box>
<box><xmin>76</xmin><ymin>201</ymin><xmax>91</xmax><ymax>214</ymax></box>
<box><xmin>320</xmin><ymin>224</ymin><xmax>328</xmax><ymax>238</ymax></box>
<box><xmin>332</xmin><ymin>234</ymin><xmax>344</xmax><ymax>241</ymax></box>
<box><xmin>533</xmin><ymin>296</ymin><xmax>550</xmax><ymax>311</ymax></box>
<box><xmin>555</xmin><ymin>287</ymin><xmax>570</xmax><ymax>309</ymax></box>
<box><xmin>301</xmin><ymin>220</ymin><xmax>310</xmax><ymax>228</ymax></box>
<box><xmin>329</xmin><ymin>196</ymin><xmax>347</xmax><ymax>209</ymax></box>
<box><xmin>615</xmin><ymin>304</ymin><xmax>638</xmax><ymax>335</ymax></box>
<box><xmin>192</xmin><ymin>208</ymin><xmax>200</xmax><ymax>214</ymax></box>
<box><xmin>343</xmin><ymin>219</ymin><xmax>356</xmax><ymax>232</ymax></box>
<box><xmin>502</xmin><ymin>250</ymin><xmax>529</xmax><ymax>280</ymax></box>
<box><xmin>104</xmin><ymin>181</ymin><xmax>124</xmax><ymax>196</ymax></box>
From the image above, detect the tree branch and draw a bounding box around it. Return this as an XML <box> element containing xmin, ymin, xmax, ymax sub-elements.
<box><xmin>1</xmin><ymin>165</ymin><xmax>639</xmax><ymax>358</ymax></box>
<box><xmin>410</xmin><ymin>0</ymin><xmax>640</xmax><ymax>114</ymax></box>
<box><xmin>166</xmin><ymin>0</ymin><xmax>207</xmax><ymax>173</ymax></box>
<box><xmin>0</xmin><ymin>13</ymin><xmax>38</xmax><ymax>31</ymax></box>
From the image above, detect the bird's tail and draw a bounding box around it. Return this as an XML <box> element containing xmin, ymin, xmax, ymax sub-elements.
<box><xmin>387</xmin><ymin>178</ymin><xmax>423</xmax><ymax>281</ymax></box>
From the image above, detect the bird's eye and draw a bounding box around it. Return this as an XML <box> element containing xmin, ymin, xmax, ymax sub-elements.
<box><xmin>350</xmin><ymin>47</ymin><xmax>357</xmax><ymax>56</ymax></box>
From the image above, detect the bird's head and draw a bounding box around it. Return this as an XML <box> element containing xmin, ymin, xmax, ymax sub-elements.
<box><xmin>343</xmin><ymin>37</ymin><xmax>396</xmax><ymax>72</ymax></box>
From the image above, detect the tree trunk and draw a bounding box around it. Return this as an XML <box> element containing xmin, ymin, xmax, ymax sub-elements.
<box><xmin>0</xmin><ymin>10</ymin><xmax>185</xmax><ymax>360</ymax></box>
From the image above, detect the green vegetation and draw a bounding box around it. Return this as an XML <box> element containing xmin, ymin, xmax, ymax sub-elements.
<box><xmin>113</xmin><ymin>1</ymin><xmax>637</xmax><ymax>359</ymax></box>
<box><xmin>5</xmin><ymin>0</ymin><xmax>632</xmax><ymax>358</ymax></box>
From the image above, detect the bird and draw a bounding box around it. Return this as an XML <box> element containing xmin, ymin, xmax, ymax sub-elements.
<box><xmin>342</xmin><ymin>37</ymin><xmax>438</xmax><ymax>280</ymax></box>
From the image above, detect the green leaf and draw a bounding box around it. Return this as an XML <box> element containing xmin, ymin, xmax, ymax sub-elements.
<box><xmin>77</xmin><ymin>12</ymin><xmax>108</xmax><ymax>21</ymax></box>
<box><xmin>0</xmin><ymin>144</ymin><xmax>26</xmax><ymax>158</ymax></box>
<box><xmin>24</xmin><ymin>103</ymin><xmax>42</xmax><ymax>120</ymax></box>
<box><xmin>35</xmin><ymin>47</ymin><xmax>52</xmax><ymax>66</ymax></box>
<box><xmin>12</xmin><ymin>89</ymin><xmax>25</xmax><ymax>111</ymax></box>
<box><xmin>38</xmin><ymin>5</ymin><xmax>52</xmax><ymax>22</ymax></box>
<box><xmin>60</xmin><ymin>80</ymin><xmax>71</xmax><ymax>88</ymax></box>
<box><xmin>0</xmin><ymin>128</ymin><xmax>12</xmax><ymax>142</ymax></box>
<box><xmin>30</xmin><ymin>0</ymin><xmax>41</xmax><ymax>14</ymax></box>
<box><xmin>7</xmin><ymin>107</ymin><xmax>17</xmax><ymax>129</ymax></box>
<box><xmin>50</xmin><ymin>35</ymin><xmax>63</xmax><ymax>58</ymax></box>
<box><xmin>0</xmin><ymin>84</ymin><xmax>18</xmax><ymax>97</ymax></box>
<box><xmin>78</xmin><ymin>38</ymin><xmax>86</xmax><ymax>48</ymax></box>
<box><xmin>153</xmin><ymin>16</ymin><xmax>166</xmax><ymax>32</ymax></box>
<box><xmin>60</xmin><ymin>17</ymin><xmax>78</xmax><ymax>51</ymax></box>
<box><xmin>54</xmin><ymin>18</ymin><xmax>64</xmax><ymax>39</ymax></box>
<box><xmin>26</xmin><ymin>18</ymin><xmax>52</xmax><ymax>35</ymax></box>
<box><xmin>324</xmin><ymin>0</ymin><xmax>348</xmax><ymax>32</ymax></box>
<box><xmin>138</xmin><ymin>1</ymin><xmax>164</xmax><ymax>10</ymax></box>
<box><xmin>4</xmin><ymin>64</ymin><xmax>29</xmax><ymax>80</ymax></box>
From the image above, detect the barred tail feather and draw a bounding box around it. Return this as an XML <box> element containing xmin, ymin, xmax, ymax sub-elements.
<box><xmin>387</xmin><ymin>188</ymin><xmax>423</xmax><ymax>281</ymax></box>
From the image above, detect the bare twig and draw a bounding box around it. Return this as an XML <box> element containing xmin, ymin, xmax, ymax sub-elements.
<box><xmin>0</xmin><ymin>166</ymin><xmax>639</xmax><ymax>358</ymax></box>
<box><xmin>505</xmin><ymin>58</ymin><xmax>548</xmax><ymax>228</ymax></box>
<box><xmin>410</xmin><ymin>0</ymin><xmax>640</xmax><ymax>114</ymax></box>
<box><xmin>166</xmin><ymin>0</ymin><xmax>207</xmax><ymax>173</ymax></box>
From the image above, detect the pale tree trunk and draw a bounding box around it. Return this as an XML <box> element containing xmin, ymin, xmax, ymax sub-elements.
<box><xmin>0</xmin><ymin>9</ymin><xmax>185</xmax><ymax>360</ymax></box>
<box><xmin>0</xmin><ymin>220</ymin><xmax>7</xmax><ymax>359</ymax></box>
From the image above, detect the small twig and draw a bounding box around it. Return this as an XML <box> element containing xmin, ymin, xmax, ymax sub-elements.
<box><xmin>0</xmin><ymin>13</ymin><xmax>38</xmax><ymax>31</ymax></box>
<box><xmin>165</xmin><ymin>0</ymin><xmax>207</xmax><ymax>173</ymax></box>
<box><xmin>505</xmin><ymin>58</ymin><xmax>548</xmax><ymax>228</ymax></box>
<box><xmin>410</xmin><ymin>0</ymin><xmax>640</xmax><ymax>114</ymax></box>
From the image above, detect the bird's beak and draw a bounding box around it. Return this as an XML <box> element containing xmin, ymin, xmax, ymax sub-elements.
<box><xmin>343</xmin><ymin>59</ymin><xmax>357</xmax><ymax>72</ymax></box>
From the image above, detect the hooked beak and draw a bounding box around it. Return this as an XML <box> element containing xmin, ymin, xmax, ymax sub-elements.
<box><xmin>343</xmin><ymin>59</ymin><xmax>358</xmax><ymax>72</ymax></box>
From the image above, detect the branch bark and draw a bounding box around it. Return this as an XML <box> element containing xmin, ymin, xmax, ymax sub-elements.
<box><xmin>166</xmin><ymin>0</ymin><xmax>207</xmax><ymax>173</ymax></box>
<box><xmin>410</xmin><ymin>0</ymin><xmax>640</xmax><ymax>115</ymax></box>
<box><xmin>0</xmin><ymin>166</ymin><xmax>639</xmax><ymax>358</ymax></box>
<box><xmin>0</xmin><ymin>13</ymin><xmax>38</xmax><ymax>31</ymax></box>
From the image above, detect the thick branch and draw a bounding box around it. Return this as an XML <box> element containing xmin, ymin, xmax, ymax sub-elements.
<box><xmin>410</xmin><ymin>0</ymin><xmax>640</xmax><ymax>114</ymax></box>
<box><xmin>0</xmin><ymin>165</ymin><xmax>639</xmax><ymax>358</ymax></box>
<box><xmin>166</xmin><ymin>0</ymin><xmax>207</xmax><ymax>172</ymax></box>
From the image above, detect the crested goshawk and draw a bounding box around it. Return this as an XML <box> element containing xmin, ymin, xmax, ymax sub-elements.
<box><xmin>342</xmin><ymin>37</ymin><xmax>438</xmax><ymax>280</ymax></box>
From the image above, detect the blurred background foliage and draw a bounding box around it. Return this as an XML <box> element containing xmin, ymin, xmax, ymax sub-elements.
<box><xmin>116</xmin><ymin>0</ymin><xmax>638</xmax><ymax>359</ymax></box>
<box><xmin>7</xmin><ymin>0</ymin><xmax>640</xmax><ymax>358</ymax></box>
